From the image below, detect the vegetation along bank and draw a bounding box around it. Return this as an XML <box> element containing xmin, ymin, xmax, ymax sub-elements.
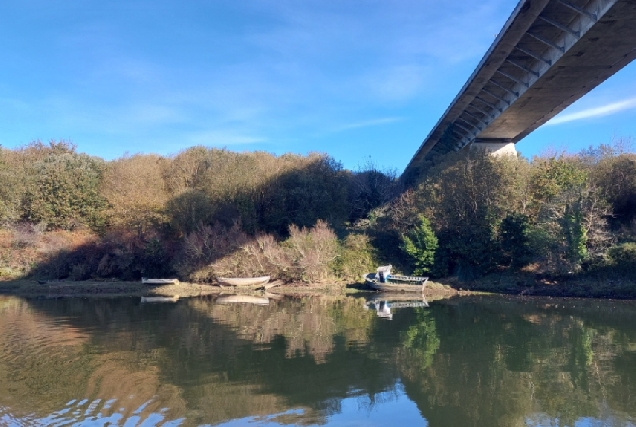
<box><xmin>0</xmin><ymin>140</ymin><xmax>634</xmax><ymax>298</ymax></box>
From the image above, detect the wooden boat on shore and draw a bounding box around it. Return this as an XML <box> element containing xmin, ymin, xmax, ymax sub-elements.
<box><xmin>364</xmin><ymin>265</ymin><xmax>428</xmax><ymax>292</ymax></box>
<box><xmin>217</xmin><ymin>276</ymin><xmax>270</xmax><ymax>288</ymax></box>
<box><xmin>141</xmin><ymin>295</ymin><xmax>179</xmax><ymax>303</ymax></box>
<box><xmin>142</xmin><ymin>278</ymin><xmax>179</xmax><ymax>285</ymax></box>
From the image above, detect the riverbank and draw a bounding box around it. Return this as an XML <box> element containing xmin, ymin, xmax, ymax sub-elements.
<box><xmin>3</xmin><ymin>273</ymin><xmax>633</xmax><ymax>300</ymax></box>
<box><xmin>0</xmin><ymin>279</ymin><xmax>219</xmax><ymax>298</ymax></box>
<box><xmin>0</xmin><ymin>278</ymin><xmax>465</xmax><ymax>299</ymax></box>
<box><xmin>460</xmin><ymin>272</ymin><xmax>636</xmax><ymax>299</ymax></box>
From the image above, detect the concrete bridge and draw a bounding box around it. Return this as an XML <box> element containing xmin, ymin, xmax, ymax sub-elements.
<box><xmin>403</xmin><ymin>0</ymin><xmax>636</xmax><ymax>183</ymax></box>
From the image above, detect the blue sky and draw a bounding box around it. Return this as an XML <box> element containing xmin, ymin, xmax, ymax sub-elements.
<box><xmin>1</xmin><ymin>0</ymin><xmax>635</xmax><ymax>172</ymax></box>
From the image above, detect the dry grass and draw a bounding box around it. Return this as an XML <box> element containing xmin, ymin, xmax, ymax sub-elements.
<box><xmin>182</xmin><ymin>220</ymin><xmax>342</xmax><ymax>285</ymax></box>
<box><xmin>0</xmin><ymin>226</ymin><xmax>97</xmax><ymax>279</ymax></box>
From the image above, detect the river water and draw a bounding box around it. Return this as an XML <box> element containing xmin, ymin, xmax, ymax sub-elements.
<box><xmin>0</xmin><ymin>294</ymin><xmax>635</xmax><ymax>427</ymax></box>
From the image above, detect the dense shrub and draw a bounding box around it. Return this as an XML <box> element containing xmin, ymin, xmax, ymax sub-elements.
<box><xmin>383</xmin><ymin>146</ymin><xmax>634</xmax><ymax>278</ymax></box>
<box><xmin>175</xmin><ymin>222</ymin><xmax>251</xmax><ymax>282</ymax></box>
<box><xmin>334</xmin><ymin>233</ymin><xmax>379</xmax><ymax>282</ymax></box>
<box><xmin>0</xmin><ymin>149</ymin><xmax>26</xmax><ymax>224</ymax></box>
<box><xmin>101</xmin><ymin>154</ymin><xmax>169</xmax><ymax>235</ymax></box>
<box><xmin>347</xmin><ymin>163</ymin><xmax>400</xmax><ymax>223</ymax></box>
<box><xmin>593</xmin><ymin>155</ymin><xmax>636</xmax><ymax>225</ymax></box>
<box><xmin>608</xmin><ymin>242</ymin><xmax>636</xmax><ymax>272</ymax></box>
<box><xmin>163</xmin><ymin>149</ymin><xmax>357</xmax><ymax>237</ymax></box>
<box><xmin>0</xmin><ymin>139</ymin><xmax>634</xmax><ymax>284</ymax></box>
<box><xmin>281</xmin><ymin>220</ymin><xmax>340</xmax><ymax>282</ymax></box>
<box><xmin>257</xmin><ymin>155</ymin><xmax>350</xmax><ymax>236</ymax></box>
<box><xmin>177</xmin><ymin>220</ymin><xmax>341</xmax><ymax>284</ymax></box>
<box><xmin>22</xmin><ymin>145</ymin><xmax>106</xmax><ymax>230</ymax></box>
<box><xmin>397</xmin><ymin>150</ymin><xmax>517</xmax><ymax>278</ymax></box>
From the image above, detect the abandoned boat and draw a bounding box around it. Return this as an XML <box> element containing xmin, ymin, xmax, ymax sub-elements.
<box><xmin>216</xmin><ymin>275</ymin><xmax>271</xmax><ymax>288</ymax></box>
<box><xmin>364</xmin><ymin>265</ymin><xmax>428</xmax><ymax>292</ymax></box>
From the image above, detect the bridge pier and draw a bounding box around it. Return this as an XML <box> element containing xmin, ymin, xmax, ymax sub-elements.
<box><xmin>471</xmin><ymin>139</ymin><xmax>517</xmax><ymax>157</ymax></box>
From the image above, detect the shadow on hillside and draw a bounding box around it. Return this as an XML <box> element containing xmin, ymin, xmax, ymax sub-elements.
<box><xmin>17</xmin><ymin>158</ymin><xmax>399</xmax><ymax>282</ymax></box>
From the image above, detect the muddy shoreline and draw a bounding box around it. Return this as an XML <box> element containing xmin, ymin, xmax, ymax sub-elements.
<box><xmin>4</xmin><ymin>273</ymin><xmax>632</xmax><ymax>300</ymax></box>
<box><xmin>460</xmin><ymin>272</ymin><xmax>636</xmax><ymax>300</ymax></box>
<box><xmin>0</xmin><ymin>279</ymin><xmax>465</xmax><ymax>299</ymax></box>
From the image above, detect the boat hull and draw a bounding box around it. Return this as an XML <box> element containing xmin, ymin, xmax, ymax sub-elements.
<box><xmin>364</xmin><ymin>273</ymin><xmax>428</xmax><ymax>293</ymax></box>
<box><xmin>217</xmin><ymin>276</ymin><xmax>271</xmax><ymax>287</ymax></box>
<box><xmin>142</xmin><ymin>278</ymin><xmax>179</xmax><ymax>285</ymax></box>
<box><xmin>141</xmin><ymin>295</ymin><xmax>179</xmax><ymax>303</ymax></box>
<box><xmin>369</xmin><ymin>281</ymin><xmax>427</xmax><ymax>292</ymax></box>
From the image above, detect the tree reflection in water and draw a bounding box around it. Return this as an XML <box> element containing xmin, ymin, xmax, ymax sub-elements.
<box><xmin>400</xmin><ymin>309</ymin><xmax>440</xmax><ymax>371</ymax></box>
<box><xmin>0</xmin><ymin>295</ymin><xmax>635</xmax><ymax>426</ymax></box>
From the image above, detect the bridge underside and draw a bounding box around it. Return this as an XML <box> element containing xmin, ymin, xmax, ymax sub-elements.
<box><xmin>404</xmin><ymin>0</ymin><xmax>636</xmax><ymax>183</ymax></box>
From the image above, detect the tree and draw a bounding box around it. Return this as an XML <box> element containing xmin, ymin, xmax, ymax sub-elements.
<box><xmin>562</xmin><ymin>200</ymin><xmax>588</xmax><ymax>267</ymax></box>
<box><xmin>591</xmin><ymin>154</ymin><xmax>636</xmax><ymax>225</ymax></box>
<box><xmin>257</xmin><ymin>154</ymin><xmax>349</xmax><ymax>236</ymax></box>
<box><xmin>499</xmin><ymin>213</ymin><xmax>532</xmax><ymax>269</ymax></box>
<box><xmin>406</xmin><ymin>150</ymin><xmax>524</xmax><ymax>278</ymax></box>
<box><xmin>529</xmin><ymin>155</ymin><xmax>587</xmax><ymax>219</ymax></box>
<box><xmin>528</xmin><ymin>156</ymin><xmax>592</xmax><ymax>272</ymax></box>
<box><xmin>347</xmin><ymin>161</ymin><xmax>399</xmax><ymax>222</ymax></box>
<box><xmin>0</xmin><ymin>147</ymin><xmax>26</xmax><ymax>224</ymax></box>
<box><xmin>400</xmin><ymin>215</ymin><xmax>438</xmax><ymax>275</ymax></box>
<box><xmin>22</xmin><ymin>147</ymin><xmax>106</xmax><ymax>230</ymax></box>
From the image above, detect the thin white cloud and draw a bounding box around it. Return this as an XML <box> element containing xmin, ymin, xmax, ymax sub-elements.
<box><xmin>363</xmin><ymin>65</ymin><xmax>429</xmax><ymax>102</ymax></box>
<box><xmin>188</xmin><ymin>130</ymin><xmax>267</xmax><ymax>146</ymax></box>
<box><xmin>128</xmin><ymin>104</ymin><xmax>185</xmax><ymax>125</ymax></box>
<box><xmin>239</xmin><ymin>0</ymin><xmax>507</xmax><ymax>104</ymax></box>
<box><xmin>332</xmin><ymin>117</ymin><xmax>403</xmax><ymax>132</ymax></box>
<box><xmin>547</xmin><ymin>97</ymin><xmax>636</xmax><ymax>125</ymax></box>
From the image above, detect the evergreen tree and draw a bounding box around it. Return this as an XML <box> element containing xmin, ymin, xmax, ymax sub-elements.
<box><xmin>562</xmin><ymin>201</ymin><xmax>587</xmax><ymax>268</ymax></box>
<box><xmin>400</xmin><ymin>215</ymin><xmax>438</xmax><ymax>275</ymax></box>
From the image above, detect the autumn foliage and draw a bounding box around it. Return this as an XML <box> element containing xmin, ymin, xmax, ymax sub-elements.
<box><xmin>0</xmin><ymin>139</ymin><xmax>634</xmax><ymax>287</ymax></box>
<box><xmin>0</xmin><ymin>141</ymin><xmax>389</xmax><ymax>283</ymax></box>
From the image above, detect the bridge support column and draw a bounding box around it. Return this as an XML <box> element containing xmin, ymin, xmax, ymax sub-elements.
<box><xmin>471</xmin><ymin>139</ymin><xmax>517</xmax><ymax>157</ymax></box>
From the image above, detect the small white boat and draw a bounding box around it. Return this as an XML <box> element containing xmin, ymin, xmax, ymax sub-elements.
<box><xmin>141</xmin><ymin>295</ymin><xmax>179</xmax><ymax>303</ymax></box>
<box><xmin>363</xmin><ymin>265</ymin><xmax>428</xmax><ymax>292</ymax></box>
<box><xmin>142</xmin><ymin>278</ymin><xmax>180</xmax><ymax>285</ymax></box>
<box><xmin>217</xmin><ymin>276</ymin><xmax>270</xmax><ymax>288</ymax></box>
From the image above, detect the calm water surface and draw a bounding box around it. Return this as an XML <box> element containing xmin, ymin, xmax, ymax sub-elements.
<box><xmin>1</xmin><ymin>294</ymin><xmax>635</xmax><ymax>427</ymax></box>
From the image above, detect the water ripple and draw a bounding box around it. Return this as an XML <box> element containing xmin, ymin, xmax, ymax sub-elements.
<box><xmin>0</xmin><ymin>398</ymin><xmax>183</xmax><ymax>427</ymax></box>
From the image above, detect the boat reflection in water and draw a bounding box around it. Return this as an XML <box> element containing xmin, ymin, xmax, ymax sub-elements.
<box><xmin>215</xmin><ymin>294</ymin><xmax>270</xmax><ymax>306</ymax></box>
<box><xmin>365</xmin><ymin>294</ymin><xmax>430</xmax><ymax>320</ymax></box>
